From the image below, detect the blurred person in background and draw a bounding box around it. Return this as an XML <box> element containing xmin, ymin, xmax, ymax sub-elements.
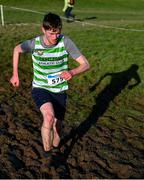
<box><xmin>63</xmin><ymin>0</ymin><xmax>75</xmax><ymax>22</ymax></box>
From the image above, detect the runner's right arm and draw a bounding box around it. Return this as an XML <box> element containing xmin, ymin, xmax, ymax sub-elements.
<box><xmin>10</xmin><ymin>39</ymin><xmax>34</xmax><ymax>87</ymax></box>
<box><xmin>10</xmin><ymin>44</ymin><xmax>23</xmax><ymax>87</ymax></box>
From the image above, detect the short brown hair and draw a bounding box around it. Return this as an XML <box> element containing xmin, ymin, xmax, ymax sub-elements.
<box><xmin>43</xmin><ymin>12</ymin><xmax>62</xmax><ymax>30</ymax></box>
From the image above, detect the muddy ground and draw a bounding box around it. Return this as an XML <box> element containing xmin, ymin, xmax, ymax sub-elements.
<box><xmin>0</xmin><ymin>82</ymin><xmax>144</xmax><ymax>179</ymax></box>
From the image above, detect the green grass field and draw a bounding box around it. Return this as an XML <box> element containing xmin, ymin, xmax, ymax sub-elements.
<box><xmin>0</xmin><ymin>0</ymin><xmax>144</xmax><ymax>128</ymax></box>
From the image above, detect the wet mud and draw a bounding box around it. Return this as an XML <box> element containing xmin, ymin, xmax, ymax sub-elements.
<box><xmin>0</xmin><ymin>94</ymin><xmax>143</xmax><ymax>179</ymax></box>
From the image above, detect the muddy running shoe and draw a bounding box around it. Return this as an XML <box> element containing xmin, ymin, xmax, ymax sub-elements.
<box><xmin>51</xmin><ymin>146</ymin><xmax>62</xmax><ymax>157</ymax></box>
<box><xmin>41</xmin><ymin>150</ymin><xmax>53</xmax><ymax>168</ymax></box>
<box><xmin>43</xmin><ymin>150</ymin><xmax>52</xmax><ymax>158</ymax></box>
<box><xmin>48</xmin><ymin>147</ymin><xmax>63</xmax><ymax>166</ymax></box>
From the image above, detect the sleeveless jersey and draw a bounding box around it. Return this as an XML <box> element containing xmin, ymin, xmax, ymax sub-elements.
<box><xmin>32</xmin><ymin>35</ymin><xmax>69</xmax><ymax>93</ymax></box>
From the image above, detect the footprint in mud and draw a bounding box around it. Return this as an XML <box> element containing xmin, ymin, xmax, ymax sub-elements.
<box><xmin>8</xmin><ymin>152</ymin><xmax>25</xmax><ymax>170</ymax></box>
<box><xmin>0</xmin><ymin>104</ymin><xmax>6</xmax><ymax>116</ymax></box>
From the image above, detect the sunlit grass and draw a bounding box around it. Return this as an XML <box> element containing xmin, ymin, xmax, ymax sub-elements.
<box><xmin>0</xmin><ymin>0</ymin><xmax>144</xmax><ymax>125</ymax></box>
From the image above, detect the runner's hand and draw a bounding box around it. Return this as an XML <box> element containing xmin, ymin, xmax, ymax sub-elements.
<box><xmin>60</xmin><ymin>71</ymin><xmax>73</xmax><ymax>81</ymax></box>
<box><xmin>10</xmin><ymin>75</ymin><xmax>19</xmax><ymax>87</ymax></box>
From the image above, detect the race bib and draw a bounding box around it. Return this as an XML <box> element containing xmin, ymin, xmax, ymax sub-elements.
<box><xmin>47</xmin><ymin>72</ymin><xmax>65</xmax><ymax>86</ymax></box>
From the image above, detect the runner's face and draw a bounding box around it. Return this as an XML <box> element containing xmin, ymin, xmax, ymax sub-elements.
<box><xmin>42</xmin><ymin>28</ymin><xmax>61</xmax><ymax>45</ymax></box>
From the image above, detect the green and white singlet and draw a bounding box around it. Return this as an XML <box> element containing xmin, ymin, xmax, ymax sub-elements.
<box><xmin>32</xmin><ymin>36</ymin><xmax>69</xmax><ymax>93</ymax></box>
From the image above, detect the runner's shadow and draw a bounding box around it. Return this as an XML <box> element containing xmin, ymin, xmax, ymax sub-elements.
<box><xmin>60</xmin><ymin>64</ymin><xmax>141</xmax><ymax>159</ymax></box>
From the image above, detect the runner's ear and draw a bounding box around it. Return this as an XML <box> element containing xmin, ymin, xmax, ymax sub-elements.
<box><xmin>41</xmin><ymin>27</ymin><xmax>46</xmax><ymax>34</ymax></box>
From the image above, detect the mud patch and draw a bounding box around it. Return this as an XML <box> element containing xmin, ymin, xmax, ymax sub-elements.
<box><xmin>0</xmin><ymin>99</ymin><xmax>143</xmax><ymax>179</ymax></box>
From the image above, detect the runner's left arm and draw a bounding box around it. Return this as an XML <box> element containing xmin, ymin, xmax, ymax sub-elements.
<box><xmin>60</xmin><ymin>36</ymin><xmax>90</xmax><ymax>80</ymax></box>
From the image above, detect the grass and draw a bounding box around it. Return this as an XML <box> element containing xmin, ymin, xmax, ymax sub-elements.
<box><xmin>0</xmin><ymin>0</ymin><xmax>144</xmax><ymax>126</ymax></box>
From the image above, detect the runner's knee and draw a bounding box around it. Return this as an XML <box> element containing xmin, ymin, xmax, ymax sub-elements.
<box><xmin>43</xmin><ymin>112</ymin><xmax>55</xmax><ymax>127</ymax></box>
